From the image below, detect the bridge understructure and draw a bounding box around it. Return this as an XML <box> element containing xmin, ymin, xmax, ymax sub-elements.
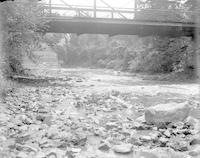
<box><xmin>42</xmin><ymin>0</ymin><xmax>198</xmax><ymax>37</ymax></box>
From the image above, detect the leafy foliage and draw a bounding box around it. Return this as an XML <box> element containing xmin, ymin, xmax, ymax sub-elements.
<box><xmin>136</xmin><ymin>0</ymin><xmax>194</xmax><ymax>22</ymax></box>
<box><xmin>47</xmin><ymin>33</ymin><xmax>194</xmax><ymax>75</ymax></box>
<box><xmin>1</xmin><ymin>0</ymin><xmax>47</xmax><ymax>76</ymax></box>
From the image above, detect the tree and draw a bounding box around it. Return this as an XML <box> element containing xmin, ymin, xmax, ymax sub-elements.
<box><xmin>136</xmin><ymin>0</ymin><xmax>189</xmax><ymax>22</ymax></box>
<box><xmin>0</xmin><ymin>2</ymin><xmax>6</xmax><ymax>86</ymax></box>
<box><xmin>1</xmin><ymin>0</ymin><xmax>47</xmax><ymax>75</ymax></box>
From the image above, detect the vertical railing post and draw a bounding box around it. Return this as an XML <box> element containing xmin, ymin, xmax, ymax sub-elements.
<box><xmin>134</xmin><ymin>0</ymin><xmax>137</xmax><ymax>19</ymax></box>
<box><xmin>111</xmin><ymin>11</ymin><xmax>114</xmax><ymax>19</ymax></box>
<box><xmin>94</xmin><ymin>0</ymin><xmax>96</xmax><ymax>18</ymax></box>
<box><xmin>99</xmin><ymin>0</ymin><xmax>127</xmax><ymax>19</ymax></box>
<box><xmin>78</xmin><ymin>10</ymin><xmax>81</xmax><ymax>17</ymax></box>
<box><xmin>49</xmin><ymin>0</ymin><xmax>52</xmax><ymax>15</ymax></box>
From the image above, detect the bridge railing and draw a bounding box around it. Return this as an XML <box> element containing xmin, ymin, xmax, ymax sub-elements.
<box><xmin>42</xmin><ymin>5</ymin><xmax>136</xmax><ymax>19</ymax></box>
<box><xmin>41</xmin><ymin>0</ymin><xmax>197</xmax><ymax>23</ymax></box>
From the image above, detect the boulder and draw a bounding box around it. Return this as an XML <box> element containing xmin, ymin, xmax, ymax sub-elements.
<box><xmin>145</xmin><ymin>102</ymin><xmax>191</xmax><ymax>124</ymax></box>
<box><xmin>188</xmin><ymin>145</ymin><xmax>200</xmax><ymax>157</ymax></box>
<box><xmin>185</xmin><ymin>116</ymin><xmax>200</xmax><ymax>134</ymax></box>
<box><xmin>98</xmin><ymin>143</ymin><xmax>110</xmax><ymax>151</ymax></box>
<box><xmin>190</xmin><ymin>134</ymin><xmax>200</xmax><ymax>146</ymax></box>
<box><xmin>112</xmin><ymin>143</ymin><xmax>133</xmax><ymax>154</ymax></box>
<box><xmin>137</xmin><ymin>148</ymin><xmax>192</xmax><ymax>158</ymax></box>
<box><xmin>138</xmin><ymin>151</ymin><xmax>159</xmax><ymax>158</ymax></box>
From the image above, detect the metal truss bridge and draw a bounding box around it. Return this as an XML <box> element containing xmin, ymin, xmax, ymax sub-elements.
<box><xmin>42</xmin><ymin>0</ymin><xmax>198</xmax><ymax>37</ymax></box>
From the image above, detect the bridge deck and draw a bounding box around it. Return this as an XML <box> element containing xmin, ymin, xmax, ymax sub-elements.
<box><xmin>46</xmin><ymin>17</ymin><xmax>196</xmax><ymax>37</ymax></box>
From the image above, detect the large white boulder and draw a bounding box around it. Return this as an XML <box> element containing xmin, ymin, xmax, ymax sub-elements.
<box><xmin>145</xmin><ymin>102</ymin><xmax>191</xmax><ymax>124</ymax></box>
<box><xmin>137</xmin><ymin>148</ymin><xmax>192</xmax><ymax>158</ymax></box>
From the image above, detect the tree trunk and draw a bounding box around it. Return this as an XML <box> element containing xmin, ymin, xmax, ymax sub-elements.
<box><xmin>0</xmin><ymin>3</ymin><xmax>7</xmax><ymax>95</ymax></box>
<box><xmin>0</xmin><ymin>4</ymin><xmax>4</xmax><ymax>75</ymax></box>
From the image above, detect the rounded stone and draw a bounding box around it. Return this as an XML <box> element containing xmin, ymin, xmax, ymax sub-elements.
<box><xmin>112</xmin><ymin>143</ymin><xmax>133</xmax><ymax>154</ymax></box>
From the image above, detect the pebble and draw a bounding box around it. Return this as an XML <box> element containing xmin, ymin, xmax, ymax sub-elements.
<box><xmin>140</xmin><ymin>136</ymin><xmax>152</xmax><ymax>142</ymax></box>
<box><xmin>71</xmin><ymin>148</ymin><xmax>82</xmax><ymax>153</ymax></box>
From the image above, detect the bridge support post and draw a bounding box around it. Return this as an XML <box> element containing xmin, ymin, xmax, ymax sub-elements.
<box><xmin>94</xmin><ymin>0</ymin><xmax>96</xmax><ymax>18</ymax></box>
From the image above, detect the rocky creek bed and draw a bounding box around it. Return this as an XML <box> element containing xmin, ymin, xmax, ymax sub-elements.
<box><xmin>0</xmin><ymin>68</ymin><xmax>200</xmax><ymax>158</ymax></box>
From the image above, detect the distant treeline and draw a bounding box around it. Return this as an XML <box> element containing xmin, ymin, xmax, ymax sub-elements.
<box><xmin>45</xmin><ymin>33</ymin><xmax>195</xmax><ymax>75</ymax></box>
